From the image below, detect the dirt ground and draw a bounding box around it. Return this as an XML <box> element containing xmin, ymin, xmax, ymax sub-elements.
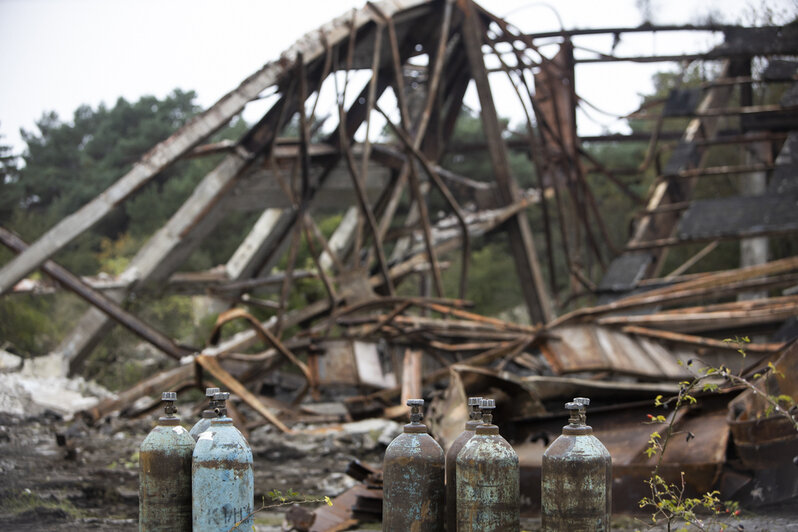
<box><xmin>1</xmin><ymin>411</ymin><xmax>796</xmax><ymax>532</ymax></box>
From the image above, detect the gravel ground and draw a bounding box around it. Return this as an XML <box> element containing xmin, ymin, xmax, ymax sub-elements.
<box><xmin>2</xmin><ymin>411</ymin><xmax>796</xmax><ymax>531</ymax></box>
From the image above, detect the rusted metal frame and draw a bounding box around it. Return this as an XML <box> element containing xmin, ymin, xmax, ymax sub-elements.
<box><xmin>296</xmin><ymin>54</ymin><xmax>338</xmax><ymax>309</ymax></box>
<box><xmin>305</xmin><ymin>214</ymin><xmax>345</xmax><ymax>272</ymax></box>
<box><xmin>301</xmin><ymin>214</ymin><xmax>338</xmax><ymax>308</ymax></box>
<box><xmin>0</xmin><ymin>226</ymin><xmax>193</xmax><ymax>361</ymax></box>
<box><xmin>337</xmin><ymin>118</ymin><xmax>396</xmax><ymax>295</ymax></box>
<box><xmin>362</xmin><ymin>301</ymin><xmax>413</xmax><ymax>336</ymax></box>
<box><xmin>329</xmin><ymin>21</ymin><xmax>396</xmax><ymax>295</ymax></box>
<box><xmin>578</xmin><ymin>148</ymin><xmax>645</xmax><ymax>205</ymax></box>
<box><xmin>297</xmin><ymin>53</ymin><xmax>313</xmax><ymax>204</ymax></box>
<box><xmin>208</xmin><ymin>308</ymin><xmax>311</xmax><ymax>383</ymax></box>
<box><xmin>351</xmin><ymin>19</ymin><xmax>386</xmax><ymax>266</ymax></box>
<box><xmin>374</xmin><ymin>49</ymin><xmax>467</xmax><ymax>242</ymax></box>
<box><xmin>626</xmin><ymin>225</ymin><xmax>798</xmax><ymax>251</ymax></box>
<box><xmin>550</xmin><ymin>80</ymin><xmax>615</xmax><ymax>269</ymax></box>
<box><xmin>535</xmin><ymin>42</ymin><xmax>607</xmax><ymax>274</ymax></box>
<box><xmin>514</xmin><ymin>68</ymin><xmax>560</xmax><ymax>296</ymax></box>
<box><xmin>629</xmin><ymin>103</ymin><xmax>798</xmax><ymax>120</ymax></box>
<box><xmin>276</xmin><ymin>223</ymin><xmax>303</xmax><ymax>336</ymax></box>
<box><xmin>481</xmin><ymin>35</ymin><xmax>563</xmax><ymax>295</ymax></box>
<box><xmin>459</xmin><ymin>0</ymin><xmax>554</xmax><ymax>324</ymax></box>
<box><xmin>375</xmin><ymin>104</ymin><xmax>471</xmax><ymax>299</ymax></box>
<box><xmin>553</xmin><ymin>261</ymin><xmax>798</xmax><ymax>326</ymax></box>
<box><xmin>621</xmin><ymin>326</ymin><xmax>784</xmax><ymax>353</ymax></box>
<box><xmin>518</xmin><ymin>23</ymin><xmax>750</xmax><ymax>40</ymax></box>
<box><xmin>664</xmin><ymin>240</ymin><xmax>719</xmax><ymax>279</ymax></box>
<box><xmin>195</xmin><ymin>354</ymin><xmax>292</xmax><ymax>434</ymax></box>
<box><xmin>307</xmin><ymin>31</ymin><xmax>335</xmax><ymax>127</ymax></box>
<box><xmin>373</xmin><ymin>1</ymin><xmax>446</xmax><ymax>298</ymax></box>
<box><xmin>660</xmin><ymin>162</ymin><xmax>774</xmax><ymax>180</ymax></box>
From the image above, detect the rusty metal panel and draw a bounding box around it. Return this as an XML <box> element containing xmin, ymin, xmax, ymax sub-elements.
<box><xmin>542</xmin><ymin>324</ymin><xmax>690</xmax><ymax>379</ymax></box>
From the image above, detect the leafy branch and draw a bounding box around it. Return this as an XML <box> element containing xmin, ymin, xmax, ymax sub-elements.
<box><xmin>228</xmin><ymin>489</ymin><xmax>333</xmax><ymax>531</ymax></box>
<box><xmin>638</xmin><ymin>337</ymin><xmax>797</xmax><ymax>531</ymax></box>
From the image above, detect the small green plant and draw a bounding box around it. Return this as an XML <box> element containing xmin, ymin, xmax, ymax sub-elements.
<box><xmin>638</xmin><ymin>337</ymin><xmax>797</xmax><ymax>531</ymax></box>
<box><xmin>228</xmin><ymin>489</ymin><xmax>333</xmax><ymax>532</ymax></box>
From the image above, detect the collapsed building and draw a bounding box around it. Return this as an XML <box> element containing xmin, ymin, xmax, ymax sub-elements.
<box><xmin>2</xmin><ymin>0</ymin><xmax>798</xmax><ymax>527</ymax></box>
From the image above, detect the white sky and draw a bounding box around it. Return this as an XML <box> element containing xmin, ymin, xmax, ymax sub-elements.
<box><xmin>1</xmin><ymin>0</ymin><xmax>794</xmax><ymax>155</ymax></box>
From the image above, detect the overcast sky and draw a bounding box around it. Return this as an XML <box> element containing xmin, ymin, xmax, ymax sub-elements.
<box><xmin>1</xmin><ymin>0</ymin><xmax>794</xmax><ymax>154</ymax></box>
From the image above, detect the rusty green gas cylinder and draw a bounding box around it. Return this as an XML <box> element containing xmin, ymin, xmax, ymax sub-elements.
<box><xmin>382</xmin><ymin>398</ymin><xmax>445</xmax><ymax>532</ymax></box>
<box><xmin>541</xmin><ymin>397</ymin><xmax>612</xmax><ymax>532</ymax></box>
<box><xmin>139</xmin><ymin>391</ymin><xmax>194</xmax><ymax>532</ymax></box>
<box><xmin>445</xmin><ymin>396</ymin><xmax>482</xmax><ymax>531</ymax></box>
<box><xmin>456</xmin><ymin>398</ymin><xmax>520</xmax><ymax>532</ymax></box>
<box><xmin>189</xmin><ymin>387</ymin><xmax>220</xmax><ymax>441</ymax></box>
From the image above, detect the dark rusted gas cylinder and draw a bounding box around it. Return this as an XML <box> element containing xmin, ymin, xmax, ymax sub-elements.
<box><xmin>189</xmin><ymin>387</ymin><xmax>220</xmax><ymax>441</ymax></box>
<box><xmin>139</xmin><ymin>391</ymin><xmax>194</xmax><ymax>532</ymax></box>
<box><xmin>445</xmin><ymin>396</ymin><xmax>482</xmax><ymax>531</ymax></box>
<box><xmin>192</xmin><ymin>392</ymin><xmax>254</xmax><ymax>531</ymax></box>
<box><xmin>456</xmin><ymin>398</ymin><xmax>520</xmax><ymax>532</ymax></box>
<box><xmin>383</xmin><ymin>398</ymin><xmax>445</xmax><ymax>532</ymax></box>
<box><xmin>542</xmin><ymin>397</ymin><xmax>612</xmax><ymax>532</ymax></box>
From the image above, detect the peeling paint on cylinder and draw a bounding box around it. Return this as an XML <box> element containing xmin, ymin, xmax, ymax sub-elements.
<box><xmin>541</xmin><ymin>397</ymin><xmax>612</xmax><ymax>532</ymax></box>
<box><xmin>455</xmin><ymin>399</ymin><xmax>520</xmax><ymax>532</ymax></box>
<box><xmin>383</xmin><ymin>399</ymin><xmax>445</xmax><ymax>532</ymax></box>
<box><xmin>139</xmin><ymin>392</ymin><xmax>194</xmax><ymax>532</ymax></box>
<box><xmin>445</xmin><ymin>396</ymin><xmax>482</xmax><ymax>531</ymax></box>
<box><xmin>189</xmin><ymin>387</ymin><xmax>220</xmax><ymax>441</ymax></box>
<box><xmin>192</xmin><ymin>414</ymin><xmax>254</xmax><ymax>531</ymax></box>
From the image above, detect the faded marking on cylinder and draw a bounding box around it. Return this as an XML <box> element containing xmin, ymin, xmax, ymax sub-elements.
<box><xmin>192</xmin><ymin>419</ymin><xmax>254</xmax><ymax>532</ymax></box>
<box><xmin>383</xmin><ymin>431</ymin><xmax>445</xmax><ymax>531</ymax></box>
<box><xmin>541</xmin><ymin>427</ymin><xmax>612</xmax><ymax>531</ymax></box>
<box><xmin>456</xmin><ymin>435</ymin><xmax>520</xmax><ymax>532</ymax></box>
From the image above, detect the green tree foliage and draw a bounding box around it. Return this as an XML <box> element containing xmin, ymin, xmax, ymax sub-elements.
<box><xmin>0</xmin><ymin>91</ymin><xmax>248</xmax><ymax>376</ymax></box>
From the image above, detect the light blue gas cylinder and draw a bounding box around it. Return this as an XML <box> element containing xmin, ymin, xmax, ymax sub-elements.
<box><xmin>192</xmin><ymin>392</ymin><xmax>254</xmax><ymax>531</ymax></box>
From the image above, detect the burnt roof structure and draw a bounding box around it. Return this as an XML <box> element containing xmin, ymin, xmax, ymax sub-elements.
<box><xmin>1</xmin><ymin>0</ymin><xmax>798</xmax><ymax>449</ymax></box>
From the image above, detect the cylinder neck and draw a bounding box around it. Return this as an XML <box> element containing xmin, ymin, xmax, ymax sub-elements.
<box><xmin>159</xmin><ymin>392</ymin><xmax>179</xmax><ymax>423</ymax></box>
<box><xmin>404</xmin><ymin>399</ymin><xmax>427</xmax><ymax>433</ymax></box>
<box><xmin>475</xmin><ymin>423</ymin><xmax>499</xmax><ymax>435</ymax></box>
<box><xmin>210</xmin><ymin>416</ymin><xmax>233</xmax><ymax>426</ymax></box>
<box><xmin>563</xmin><ymin>398</ymin><xmax>593</xmax><ymax>435</ymax></box>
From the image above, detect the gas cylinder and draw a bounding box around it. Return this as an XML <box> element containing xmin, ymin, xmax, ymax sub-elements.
<box><xmin>189</xmin><ymin>387</ymin><xmax>221</xmax><ymax>441</ymax></box>
<box><xmin>456</xmin><ymin>398</ymin><xmax>520</xmax><ymax>532</ymax></box>
<box><xmin>445</xmin><ymin>396</ymin><xmax>482</xmax><ymax>531</ymax></box>
<box><xmin>139</xmin><ymin>391</ymin><xmax>194</xmax><ymax>532</ymax></box>
<box><xmin>382</xmin><ymin>398</ymin><xmax>445</xmax><ymax>532</ymax></box>
<box><xmin>541</xmin><ymin>397</ymin><xmax>612</xmax><ymax>532</ymax></box>
<box><xmin>192</xmin><ymin>392</ymin><xmax>254</xmax><ymax>531</ymax></box>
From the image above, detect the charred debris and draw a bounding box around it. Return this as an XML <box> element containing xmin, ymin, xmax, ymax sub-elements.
<box><xmin>2</xmin><ymin>0</ymin><xmax>798</xmax><ymax>525</ymax></box>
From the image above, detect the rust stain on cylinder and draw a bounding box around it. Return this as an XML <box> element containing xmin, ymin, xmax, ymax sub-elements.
<box><xmin>541</xmin><ymin>399</ymin><xmax>612</xmax><ymax>532</ymax></box>
<box><xmin>139</xmin><ymin>418</ymin><xmax>194</xmax><ymax>531</ymax></box>
<box><xmin>456</xmin><ymin>428</ymin><xmax>520</xmax><ymax>532</ymax></box>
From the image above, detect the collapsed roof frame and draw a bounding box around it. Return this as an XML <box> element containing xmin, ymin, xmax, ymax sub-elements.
<box><xmin>1</xmin><ymin>0</ymin><xmax>797</xmax><ymax>427</ymax></box>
